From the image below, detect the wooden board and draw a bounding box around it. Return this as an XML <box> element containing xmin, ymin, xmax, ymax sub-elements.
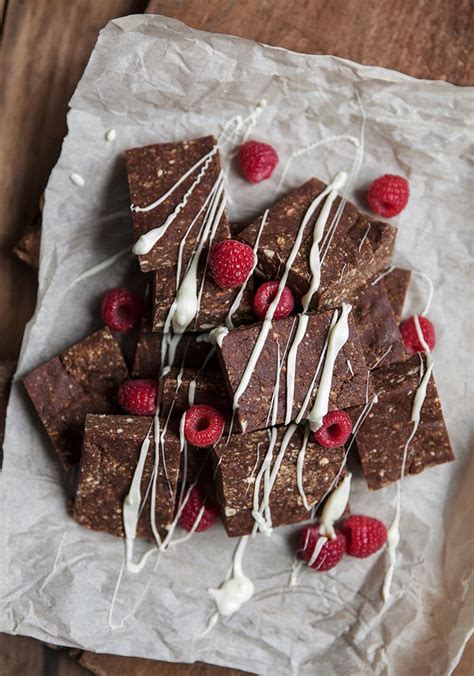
<box><xmin>1</xmin><ymin>0</ymin><xmax>473</xmax><ymax>674</ymax></box>
<box><xmin>147</xmin><ymin>0</ymin><xmax>474</xmax><ymax>84</ymax></box>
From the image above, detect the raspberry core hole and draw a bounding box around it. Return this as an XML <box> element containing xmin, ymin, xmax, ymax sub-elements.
<box><xmin>327</xmin><ymin>423</ymin><xmax>341</xmax><ymax>439</ymax></box>
<box><xmin>196</xmin><ymin>417</ymin><xmax>210</xmax><ymax>432</ymax></box>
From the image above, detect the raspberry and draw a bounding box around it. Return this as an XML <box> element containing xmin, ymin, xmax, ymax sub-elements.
<box><xmin>252</xmin><ymin>280</ymin><xmax>294</xmax><ymax>320</ymax></box>
<box><xmin>400</xmin><ymin>315</ymin><xmax>436</xmax><ymax>354</ymax></box>
<box><xmin>314</xmin><ymin>410</ymin><xmax>353</xmax><ymax>448</ymax></box>
<box><xmin>184</xmin><ymin>404</ymin><xmax>224</xmax><ymax>447</ymax></box>
<box><xmin>342</xmin><ymin>515</ymin><xmax>387</xmax><ymax>558</ymax></box>
<box><xmin>178</xmin><ymin>485</ymin><xmax>220</xmax><ymax>532</ymax></box>
<box><xmin>300</xmin><ymin>526</ymin><xmax>346</xmax><ymax>571</ymax></box>
<box><xmin>368</xmin><ymin>174</ymin><xmax>409</xmax><ymax>218</ymax></box>
<box><xmin>238</xmin><ymin>140</ymin><xmax>279</xmax><ymax>184</ymax></box>
<box><xmin>101</xmin><ymin>287</ymin><xmax>143</xmax><ymax>333</ymax></box>
<box><xmin>209</xmin><ymin>239</ymin><xmax>255</xmax><ymax>289</ymax></box>
<box><xmin>117</xmin><ymin>379</ymin><xmax>158</xmax><ymax>416</ymax></box>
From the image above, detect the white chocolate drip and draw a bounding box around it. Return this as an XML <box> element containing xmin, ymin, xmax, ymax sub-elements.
<box><xmin>306</xmin><ymin>534</ymin><xmax>328</xmax><ymax>567</ymax></box>
<box><xmin>252</xmin><ymin>428</ymin><xmax>278</xmax><ymax>535</ymax></box>
<box><xmin>382</xmin><ymin>352</ymin><xmax>434</xmax><ymax>603</ymax></box>
<box><xmin>308</xmin><ymin>303</ymin><xmax>352</xmax><ymax>431</ymax></box>
<box><xmin>285</xmin><ymin>314</ymin><xmax>309</xmax><ymax>424</ymax></box>
<box><xmin>301</xmin><ymin>171</ymin><xmax>348</xmax><ymax>311</ymax></box>
<box><xmin>371</xmin><ymin>265</ymin><xmax>395</xmax><ymax>286</ymax></box>
<box><xmin>70</xmin><ymin>172</ymin><xmax>85</xmax><ymax>187</ymax></box>
<box><xmin>105</xmin><ymin>128</ymin><xmax>116</xmax><ymax>142</ymax></box>
<box><xmin>295</xmin><ymin>424</ymin><xmax>312</xmax><ymax>510</ymax></box>
<box><xmin>208</xmin><ymin>326</ymin><xmax>229</xmax><ymax>347</ymax></box>
<box><xmin>412</xmin><ymin>270</ymin><xmax>434</xmax><ymax>316</ymax></box>
<box><xmin>232</xmin><ymin>173</ymin><xmax>348</xmax><ymax>413</ymax></box>
<box><xmin>319</xmin><ymin>473</ymin><xmax>352</xmax><ymax>540</ymax></box>
<box><xmin>71</xmin><ymin>246</ymin><xmax>131</xmax><ymax>286</ymax></box>
<box><xmin>209</xmin><ymin>535</ymin><xmax>254</xmax><ymax>616</ymax></box>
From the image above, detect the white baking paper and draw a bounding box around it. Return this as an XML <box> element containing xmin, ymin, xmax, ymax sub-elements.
<box><xmin>1</xmin><ymin>14</ymin><xmax>473</xmax><ymax>676</ymax></box>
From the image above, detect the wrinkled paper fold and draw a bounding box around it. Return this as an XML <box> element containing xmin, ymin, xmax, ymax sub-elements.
<box><xmin>1</xmin><ymin>14</ymin><xmax>473</xmax><ymax>676</ymax></box>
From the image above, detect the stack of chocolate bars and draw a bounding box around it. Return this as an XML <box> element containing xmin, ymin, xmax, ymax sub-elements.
<box><xmin>23</xmin><ymin>134</ymin><xmax>454</xmax><ymax>546</ymax></box>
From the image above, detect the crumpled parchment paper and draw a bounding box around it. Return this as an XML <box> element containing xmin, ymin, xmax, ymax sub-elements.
<box><xmin>1</xmin><ymin>14</ymin><xmax>473</xmax><ymax>676</ymax></box>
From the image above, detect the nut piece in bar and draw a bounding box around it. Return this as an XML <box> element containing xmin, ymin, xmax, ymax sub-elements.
<box><xmin>213</xmin><ymin>425</ymin><xmax>346</xmax><ymax>537</ymax></box>
<box><xmin>218</xmin><ymin>310</ymin><xmax>371</xmax><ymax>434</ymax></box>
<box><xmin>239</xmin><ymin>179</ymin><xmax>397</xmax><ymax>311</ymax></box>
<box><xmin>125</xmin><ymin>136</ymin><xmax>226</xmax><ymax>274</ymax></box>
<box><xmin>74</xmin><ymin>414</ymin><xmax>181</xmax><ymax>538</ymax></box>
<box><xmin>132</xmin><ymin>318</ymin><xmax>218</xmax><ymax>378</ymax></box>
<box><xmin>348</xmin><ymin>354</ymin><xmax>454</xmax><ymax>490</ymax></box>
<box><xmin>23</xmin><ymin>328</ymin><xmax>128</xmax><ymax>469</ymax></box>
<box><xmin>351</xmin><ymin>276</ymin><xmax>406</xmax><ymax>369</ymax></box>
<box><xmin>151</xmin><ymin>265</ymin><xmax>254</xmax><ymax>332</ymax></box>
<box><xmin>161</xmin><ymin>367</ymin><xmax>231</xmax><ymax>428</ymax></box>
<box><xmin>381</xmin><ymin>267</ymin><xmax>412</xmax><ymax>323</ymax></box>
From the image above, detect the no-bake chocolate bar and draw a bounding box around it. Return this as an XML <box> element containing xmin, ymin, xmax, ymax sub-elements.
<box><xmin>351</xmin><ymin>276</ymin><xmax>406</xmax><ymax>369</ymax></box>
<box><xmin>23</xmin><ymin>328</ymin><xmax>128</xmax><ymax>469</ymax></box>
<box><xmin>161</xmin><ymin>367</ymin><xmax>231</xmax><ymax>427</ymax></box>
<box><xmin>132</xmin><ymin>318</ymin><xmax>217</xmax><ymax>378</ymax></box>
<box><xmin>381</xmin><ymin>267</ymin><xmax>412</xmax><ymax>323</ymax></box>
<box><xmin>151</xmin><ymin>265</ymin><xmax>254</xmax><ymax>332</ymax></box>
<box><xmin>349</xmin><ymin>354</ymin><xmax>454</xmax><ymax>490</ymax></box>
<box><xmin>126</xmin><ymin>136</ymin><xmax>226</xmax><ymax>274</ymax></box>
<box><xmin>219</xmin><ymin>310</ymin><xmax>371</xmax><ymax>433</ymax></box>
<box><xmin>74</xmin><ymin>414</ymin><xmax>181</xmax><ymax>538</ymax></box>
<box><xmin>213</xmin><ymin>425</ymin><xmax>345</xmax><ymax>537</ymax></box>
<box><xmin>239</xmin><ymin>178</ymin><xmax>397</xmax><ymax>311</ymax></box>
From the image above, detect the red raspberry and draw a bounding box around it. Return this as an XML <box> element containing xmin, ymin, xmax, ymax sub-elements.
<box><xmin>314</xmin><ymin>410</ymin><xmax>352</xmax><ymax>448</ymax></box>
<box><xmin>300</xmin><ymin>526</ymin><xmax>346</xmax><ymax>572</ymax></box>
<box><xmin>252</xmin><ymin>280</ymin><xmax>294</xmax><ymax>320</ymax></box>
<box><xmin>178</xmin><ymin>485</ymin><xmax>220</xmax><ymax>532</ymax></box>
<box><xmin>184</xmin><ymin>404</ymin><xmax>224</xmax><ymax>447</ymax></box>
<box><xmin>238</xmin><ymin>140</ymin><xmax>279</xmax><ymax>184</ymax></box>
<box><xmin>209</xmin><ymin>239</ymin><xmax>255</xmax><ymax>289</ymax></box>
<box><xmin>368</xmin><ymin>174</ymin><xmax>409</xmax><ymax>218</ymax></box>
<box><xmin>400</xmin><ymin>315</ymin><xmax>436</xmax><ymax>354</ymax></box>
<box><xmin>342</xmin><ymin>515</ymin><xmax>387</xmax><ymax>558</ymax></box>
<box><xmin>117</xmin><ymin>379</ymin><xmax>158</xmax><ymax>416</ymax></box>
<box><xmin>101</xmin><ymin>287</ymin><xmax>143</xmax><ymax>333</ymax></box>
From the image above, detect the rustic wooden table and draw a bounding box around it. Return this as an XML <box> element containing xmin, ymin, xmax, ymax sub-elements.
<box><xmin>1</xmin><ymin>1</ymin><xmax>472</xmax><ymax>674</ymax></box>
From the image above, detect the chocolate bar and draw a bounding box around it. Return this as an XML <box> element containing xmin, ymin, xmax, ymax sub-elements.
<box><xmin>218</xmin><ymin>310</ymin><xmax>370</xmax><ymax>433</ymax></box>
<box><xmin>23</xmin><ymin>328</ymin><xmax>128</xmax><ymax>469</ymax></box>
<box><xmin>351</xmin><ymin>276</ymin><xmax>406</xmax><ymax>369</ymax></box>
<box><xmin>239</xmin><ymin>178</ymin><xmax>397</xmax><ymax>311</ymax></box>
<box><xmin>213</xmin><ymin>425</ymin><xmax>346</xmax><ymax>537</ymax></box>
<box><xmin>348</xmin><ymin>354</ymin><xmax>454</xmax><ymax>490</ymax></box>
<box><xmin>381</xmin><ymin>267</ymin><xmax>412</xmax><ymax>323</ymax></box>
<box><xmin>161</xmin><ymin>367</ymin><xmax>231</xmax><ymax>427</ymax></box>
<box><xmin>126</xmin><ymin>136</ymin><xmax>225</xmax><ymax>274</ymax></box>
<box><xmin>74</xmin><ymin>414</ymin><xmax>181</xmax><ymax>538</ymax></box>
<box><xmin>151</xmin><ymin>264</ymin><xmax>254</xmax><ymax>332</ymax></box>
<box><xmin>132</xmin><ymin>318</ymin><xmax>217</xmax><ymax>378</ymax></box>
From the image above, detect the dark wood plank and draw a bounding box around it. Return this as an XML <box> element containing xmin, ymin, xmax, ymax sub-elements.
<box><xmin>0</xmin><ymin>0</ymin><xmax>147</xmax><ymax>361</ymax></box>
<box><xmin>147</xmin><ymin>0</ymin><xmax>473</xmax><ymax>85</ymax></box>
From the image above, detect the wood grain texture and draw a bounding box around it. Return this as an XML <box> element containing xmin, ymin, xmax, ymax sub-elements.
<box><xmin>0</xmin><ymin>0</ymin><xmax>147</xmax><ymax>361</ymax></box>
<box><xmin>147</xmin><ymin>0</ymin><xmax>474</xmax><ymax>84</ymax></box>
<box><xmin>1</xmin><ymin>0</ymin><xmax>473</xmax><ymax>674</ymax></box>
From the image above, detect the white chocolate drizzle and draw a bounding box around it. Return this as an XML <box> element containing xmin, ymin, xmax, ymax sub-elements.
<box><xmin>284</xmin><ymin>314</ymin><xmax>309</xmax><ymax>424</ymax></box>
<box><xmin>308</xmin><ymin>303</ymin><xmax>352</xmax><ymax>431</ymax></box>
<box><xmin>232</xmin><ymin>173</ymin><xmax>349</xmax><ymax>414</ymax></box>
<box><xmin>382</xmin><ymin>351</ymin><xmax>434</xmax><ymax>603</ymax></box>
<box><xmin>371</xmin><ymin>265</ymin><xmax>395</xmax><ymax>286</ymax></box>
<box><xmin>301</xmin><ymin>171</ymin><xmax>348</xmax><ymax>311</ymax></box>
<box><xmin>208</xmin><ymin>535</ymin><xmax>254</xmax><ymax>616</ymax></box>
<box><xmin>105</xmin><ymin>128</ymin><xmax>117</xmax><ymax>142</ymax></box>
<box><xmin>70</xmin><ymin>172</ymin><xmax>85</xmax><ymax>187</ymax></box>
